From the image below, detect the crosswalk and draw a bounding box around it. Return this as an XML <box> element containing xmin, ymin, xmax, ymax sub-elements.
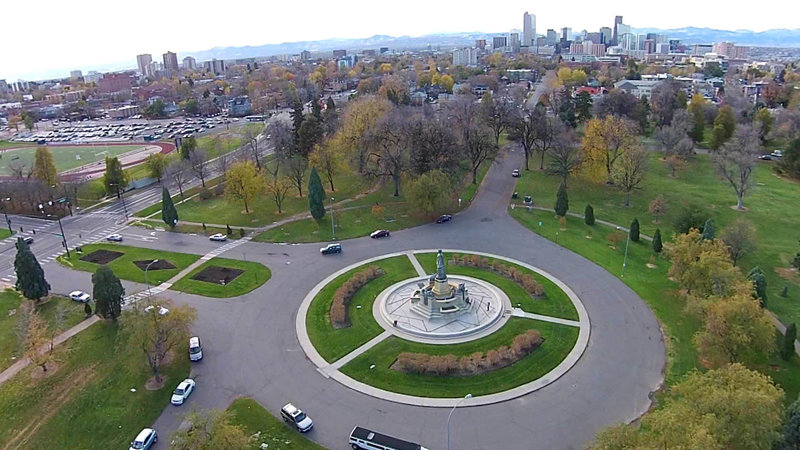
<box><xmin>200</xmin><ymin>236</ymin><xmax>252</xmax><ymax>261</ymax></box>
<box><xmin>0</xmin><ymin>221</ymin><xmax>57</xmax><ymax>248</ymax></box>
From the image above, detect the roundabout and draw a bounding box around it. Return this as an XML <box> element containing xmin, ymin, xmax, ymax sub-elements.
<box><xmin>296</xmin><ymin>249</ymin><xmax>590</xmax><ymax>406</ymax></box>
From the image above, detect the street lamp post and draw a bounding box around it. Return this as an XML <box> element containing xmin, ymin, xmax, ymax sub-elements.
<box><xmin>330</xmin><ymin>197</ymin><xmax>335</xmax><ymax>240</ymax></box>
<box><xmin>1</xmin><ymin>197</ymin><xmax>11</xmax><ymax>234</ymax></box>
<box><xmin>109</xmin><ymin>183</ymin><xmax>129</xmax><ymax>220</ymax></box>
<box><xmin>446</xmin><ymin>394</ymin><xmax>472</xmax><ymax>450</ymax></box>
<box><xmin>39</xmin><ymin>202</ymin><xmax>71</xmax><ymax>259</ymax></box>
<box><xmin>145</xmin><ymin>259</ymin><xmax>160</xmax><ymax>299</ymax></box>
<box><xmin>617</xmin><ymin>226</ymin><xmax>630</xmax><ymax>278</ymax></box>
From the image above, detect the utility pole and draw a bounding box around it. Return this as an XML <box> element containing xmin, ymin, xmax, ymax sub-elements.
<box><xmin>330</xmin><ymin>197</ymin><xmax>335</xmax><ymax>240</ymax></box>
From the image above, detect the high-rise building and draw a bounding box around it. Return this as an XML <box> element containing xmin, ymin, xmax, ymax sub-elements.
<box><xmin>509</xmin><ymin>32</ymin><xmax>521</xmax><ymax>53</ymax></box>
<box><xmin>163</xmin><ymin>51</ymin><xmax>179</xmax><ymax>73</ymax></box>
<box><xmin>332</xmin><ymin>49</ymin><xmax>347</xmax><ymax>58</ymax></box>
<box><xmin>546</xmin><ymin>29</ymin><xmax>558</xmax><ymax>46</ymax></box>
<box><xmin>70</xmin><ymin>70</ymin><xmax>82</xmax><ymax>80</ymax></box>
<box><xmin>452</xmin><ymin>47</ymin><xmax>478</xmax><ymax>67</ymax></box>
<box><xmin>136</xmin><ymin>54</ymin><xmax>152</xmax><ymax>76</ymax></box>
<box><xmin>84</xmin><ymin>71</ymin><xmax>102</xmax><ymax>83</ymax></box>
<box><xmin>492</xmin><ymin>36</ymin><xmax>508</xmax><ymax>51</ymax></box>
<box><xmin>600</xmin><ymin>27</ymin><xmax>612</xmax><ymax>44</ymax></box>
<box><xmin>475</xmin><ymin>39</ymin><xmax>487</xmax><ymax>50</ymax></box>
<box><xmin>561</xmin><ymin>27</ymin><xmax>572</xmax><ymax>41</ymax></box>
<box><xmin>714</xmin><ymin>42</ymin><xmax>748</xmax><ymax>59</ymax></box>
<box><xmin>0</xmin><ymin>79</ymin><xmax>8</xmax><ymax>93</ymax></box>
<box><xmin>204</xmin><ymin>59</ymin><xmax>226</xmax><ymax>75</ymax></box>
<box><xmin>300</xmin><ymin>50</ymin><xmax>311</xmax><ymax>60</ymax></box>
<box><xmin>523</xmin><ymin>12</ymin><xmax>536</xmax><ymax>47</ymax></box>
<box><xmin>182</xmin><ymin>56</ymin><xmax>197</xmax><ymax>70</ymax></box>
<box><xmin>612</xmin><ymin>15</ymin><xmax>623</xmax><ymax>45</ymax></box>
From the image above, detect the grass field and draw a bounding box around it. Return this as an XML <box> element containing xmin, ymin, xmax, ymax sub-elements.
<box><xmin>0</xmin><ymin>289</ymin><xmax>87</xmax><ymax>372</ymax></box>
<box><xmin>227</xmin><ymin>398</ymin><xmax>326</xmax><ymax>449</ymax></box>
<box><xmin>0</xmin><ymin>144</ymin><xmax>146</xmax><ymax>175</ymax></box>
<box><xmin>415</xmin><ymin>252</ymin><xmax>579</xmax><ymax>321</ymax></box>
<box><xmin>340</xmin><ymin>317</ymin><xmax>578</xmax><ymax>397</ymax></box>
<box><xmin>0</xmin><ymin>229</ymin><xmax>11</xmax><ymax>240</ymax></box>
<box><xmin>0</xmin><ymin>321</ymin><xmax>189</xmax><ymax>449</ymax></box>
<box><xmin>306</xmin><ymin>256</ymin><xmax>417</xmax><ymax>363</ymax></box>
<box><xmin>171</xmin><ymin>257</ymin><xmax>271</xmax><ymax>298</ymax></box>
<box><xmin>57</xmin><ymin>243</ymin><xmax>200</xmax><ymax>285</ymax></box>
<box><xmin>0</xmin><ymin>140</ymin><xmax>35</xmax><ymax>150</ymax></box>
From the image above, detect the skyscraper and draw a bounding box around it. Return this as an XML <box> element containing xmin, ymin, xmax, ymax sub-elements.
<box><xmin>163</xmin><ymin>51</ymin><xmax>179</xmax><ymax>73</ymax></box>
<box><xmin>523</xmin><ymin>12</ymin><xmax>536</xmax><ymax>47</ymax></box>
<box><xmin>182</xmin><ymin>56</ymin><xmax>197</xmax><ymax>70</ymax></box>
<box><xmin>136</xmin><ymin>54</ymin><xmax>152</xmax><ymax>76</ymax></box>
<box><xmin>509</xmin><ymin>32</ymin><xmax>520</xmax><ymax>53</ymax></box>
<box><xmin>612</xmin><ymin>15</ymin><xmax>623</xmax><ymax>45</ymax></box>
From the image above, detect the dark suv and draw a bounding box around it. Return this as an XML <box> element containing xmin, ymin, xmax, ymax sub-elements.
<box><xmin>320</xmin><ymin>243</ymin><xmax>342</xmax><ymax>255</ymax></box>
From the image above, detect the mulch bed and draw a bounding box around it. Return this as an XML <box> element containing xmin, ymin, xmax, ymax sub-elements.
<box><xmin>133</xmin><ymin>260</ymin><xmax>177</xmax><ymax>271</ymax></box>
<box><xmin>191</xmin><ymin>265</ymin><xmax>244</xmax><ymax>285</ymax></box>
<box><xmin>79</xmin><ymin>249</ymin><xmax>124</xmax><ymax>265</ymax></box>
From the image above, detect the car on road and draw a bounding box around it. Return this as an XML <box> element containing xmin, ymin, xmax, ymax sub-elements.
<box><xmin>170</xmin><ymin>378</ymin><xmax>196</xmax><ymax>405</ymax></box>
<box><xmin>144</xmin><ymin>305</ymin><xmax>170</xmax><ymax>316</ymax></box>
<box><xmin>69</xmin><ymin>290</ymin><xmax>91</xmax><ymax>303</ymax></box>
<box><xmin>280</xmin><ymin>403</ymin><xmax>313</xmax><ymax>432</ymax></box>
<box><xmin>106</xmin><ymin>234</ymin><xmax>123</xmax><ymax>242</ymax></box>
<box><xmin>435</xmin><ymin>214</ymin><xmax>452</xmax><ymax>224</ymax></box>
<box><xmin>771</xmin><ymin>149</ymin><xmax>784</xmax><ymax>158</ymax></box>
<box><xmin>512</xmin><ymin>169</ymin><xmax>520</xmax><ymax>177</ymax></box>
<box><xmin>22</xmin><ymin>236</ymin><xmax>34</xmax><ymax>244</ymax></box>
<box><xmin>209</xmin><ymin>233</ymin><xmax>228</xmax><ymax>242</ymax></box>
<box><xmin>370</xmin><ymin>229</ymin><xmax>390</xmax><ymax>239</ymax></box>
<box><xmin>760</xmin><ymin>154</ymin><xmax>772</xmax><ymax>160</ymax></box>
<box><xmin>129</xmin><ymin>428</ymin><xmax>157</xmax><ymax>450</ymax></box>
<box><xmin>189</xmin><ymin>336</ymin><xmax>203</xmax><ymax>361</ymax></box>
<box><xmin>320</xmin><ymin>243</ymin><xmax>342</xmax><ymax>255</ymax></box>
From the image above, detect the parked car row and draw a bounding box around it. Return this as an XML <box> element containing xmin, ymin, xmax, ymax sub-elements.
<box><xmin>11</xmin><ymin>117</ymin><xmax>227</xmax><ymax>144</ymax></box>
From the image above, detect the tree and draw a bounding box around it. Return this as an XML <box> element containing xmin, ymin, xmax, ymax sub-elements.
<box><xmin>32</xmin><ymin>147</ymin><xmax>58</xmax><ymax>186</ymax></box>
<box><xmin>702</xmin><ymin>218</ymin><xmax>716</xmax><ymax>240</ymax></box>
<box><xmin>22</xmin><ymin>111</ymin><xmax>36</xmax><ymax>131</ymax></box>
<box><xmin>143</xmin><ymin>99</ymin><xmax>166</xmax><ymax>119</ymax></box>
<box><xmin>145</xmin><ymin>153</ymin><xmax>167</xmax><ymax>182</ymax></box>
<box><xmin>584</xmin><ymin>204</ymin><xmax>595</xmax><ymax>225</ymax></box>
<box><xmin>648</xmin><ymin>195</ymin><xmax>668</xmax><ymax>223</ymax></box>
<box><xmin>667</xmin><ymin>229</ymin><xmax>740</xmax><ymax>298</ymax></box>
<box><xmin>531</xmin><ymin>113</ymin><xmax>564</xmax><ymax>170</ymax></box>
<box><xmin>710</xmin><ymin>105</ymin><xmax>737</xmax><ymax>149</ymax></box>
<box><xmin>674</xmin><ymin>204</ymin><xmax>707</xmax><ymax>234</ymax></box>
<box><xmin>224</xmin><ymin>161</ymin><xmax>264</xmax><ymax>213</ymax></box>
<box><xmin>179</xmin><ymin>136</ymin><xmax>197</xmax><ymax>160</ymax></box>
<box><xmin>650</xmin><ymin>80</ymin><xmax>683</xmax><ymax>126</ymax></box>
<box><xmin>465</xmin><ymin>125</ymin><xmax>496</xmax><ymax>184</ymax></box>
<box><xmin>23</xmin><ymin>308</ymin><xmax>52</xmax><ymax>373</ymax></box>
<box><xmin>189</xmin><ymin>148</ymin><xmax>210</xmax><ymax>188</ymax></box>
<box><xmin>479</xmin><ymin>90</ymin><xmax>514</xmax><ymax>148</ymax></box>
<box><xmin>754</xmin><ymin>108</ymin><xmax>774</xmax><ymax>144</ymax></box>
<box><xmin>122</xmin><ymin>299</ymin><xmax>196</xmax><ymax>384</ymax></box>
<box><xmin>611</xmin><ymin>146</ymin><xmax>648</xmax><ymax>206</ymax></box>
<box><xmin>594</xmin><ymin>89</ymin><xmax>638</xmax><ymax>120</ymax></box>
<box><xmin>266</xmin><ymin>119</ymin><xmax>295</xmax><ymax>179</ymax></box>
<box><xmin>575</xmin><ymin>91</ymin><xmax>593</xmax><ymax>123</ymax></box>
<box><xmin>713</xmin><ymin>125</ymin><xmax>761</xmax><ymax>210</ymax></box>
<box><xmin>781</xmin><ymin>395</ymin><xmax>800</xmax><ymax>448</ymax></box>
<box><xmin>407</xmin><ymin>169</ymin><xmax>452</xmax><ymax>215</ymax></box>
<box><xmin>308</xmin><ymin>167</ymin><xmax>326</xmax><ymax>220</ymax></box>
<box><xmin>241</xmin><ymin>126</ymin><xmax>264</xmax><ymax>169</ymax></box>
<box><xmin>309</xmin><ymin>141</ymin><xmax>344</xmax><ymax>191</ymax></box>
<box><xmin>14</xmin><ymin>237</ymin><xmax>50</xmax><ymax>302</ymax></box>
<box><xmin>747</xmin><ymin>266</ymin><xmax>767</xmax><ymax>306</ymax></box>
<box><xmin>554</xmin><ymin>182</ymin><xmax>569</xmax><ymax>217</ymax></box>
<box><xmin>92</xmin><ymin>265</ymin><xmax>124</xmax><ymax>322</ymax></box>
<box><xmin>688</xmin><ymin>94</ymin><xmax>707</xmax><ymax>142</ymax></box>
<box><xmin>264</xmin><ymin>176</ymin><xmax>291</xmax><ymax>214</ymax></box>
<box><xmin>286</xmin><ymin>154</ymin><xmax>308</xmax><ymax>197</ymax></box>
<box><xmin>508</xmin><ymin>106</ymin><xmax>538</xmax><ymax>171</ymax></box>
<box><xmin>653</xmin><ymin>228</ymin><xmax>663</xmax><ymax>253</ymax></box>
<box><xmin>656</xmin><ymin>110</ymin><xmax>695</xmax><ymax>159</ymax></box>
<box><xmin>165</xmin><ymin>159</ymin><xmax>190</xmax><ymax>199</ymax></box>
<box><xmin>720</xmin><ymin>218</ymin><xmax>757</xmax><ymax>266</ymax></box>
<box><xmin>103</xmin><ymin>156</ymin><xmax>128</xmax><ymax>198</ymax></box>
<box><xmin>168</xmin><ymin>408</ymin><xmax>253</xmax><ymax>450</ymax></box>
<box><xmin>297</xmin><ymin>115</ymin><xmax>324</xmax><ymax>158</ymax></box>
<box><xmin>547</xmin><ymin>130</ymin><xmax>582</xmax><ymax>187</ymax></box>
<box><xmin>363</xmin><ymin>111</ymin><xmax>410</xmax><ymax>197</ymax></box>
<box><xmin>629</xmin><ymin>218</ymin><xmax>640</xmax><ymax>242</ymax></box>
<box><xmin>782</xmin><ymin>323</ymin><xmax>797</xmax><ymax>361</ymax></box>
<box><xmin>161</xmin><ymin>187</ymin><xmax>178</xmax><ymax>228</ymax></box>
<box><xmin>582</xmin><ymin>116</ymin><xmax>637</xmax><ymax>183</ymax></box>
<box><xmin>290</xmin><ymin>96</ymin><xmax>304</xmax><ymax>142</ymax></box>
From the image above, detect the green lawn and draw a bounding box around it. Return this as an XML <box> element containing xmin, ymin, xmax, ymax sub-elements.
<box><xmin>132</xmin><ymin>220</ymin><xmax>242</xmax><ymax>240</ymax></box>
<box><xmin>171</xmin><ymin>257</ymin><xmax>271</xmax><ymax>298</ymax></box>
<box><xmin>0</xmin><ymin>321</ymin><xmax>188</xmax><ymax>449</ymax></box>
<box><xmin>0</xmin><ymin>140</ymin><xmax>35</xmax><ymax>150</ymax></box>
<box><xmin>0</xmin><ymin>289</ymin><xmax>87</xmax><ymax>372</ymax></box>
<box><xmin>307</xmin><ymin>256</ymin><xmax>417</xmax><ymax>363</ymax></box>
<box><xmin>340</xmin><ymin>317</ymin><xmax>578</xmax><ymax>397</ymax></box>
<box><xmin>0</xmin><ymin>228</ymin><xmax>11</xmax><ymax>240</ymax></box>
<box><xmin>0</xmin><ymin>144</ymin><xmax>145</xmax><ymax>175</ymax></box>
<box><xmin>133</xmin><ymin>177</ymin><xmax>224</xmax><ymax>218</ymax></box>
<box><xmin>227</xmin><ymin>398</ymin><xmax>326</xmax><ymax>449</ymax></box>
<box><xmin>57</xmin><ymin>243</ymin><xmax>200</xmax><ymax>285</ymax></box>
<box><xmin>415</xmin><ymin>252</ymin><xmax>578</xmax><ymax>321</ymax></box>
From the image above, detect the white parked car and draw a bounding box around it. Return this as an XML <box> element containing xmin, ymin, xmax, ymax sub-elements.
<box><xmin>143</xmin><ymin>305</ymin><xmax>170</xmax><ymax>316</ymax></box>
<box><xmin>209</xmin><ymin>233</ymin><xmax>227</xmax><ymax>242</ymax></box>
<box><xmin>69</xmin><ymin>290</ymin><xmax>91</xmax><ymax>303</ymax></box>
<box><xmin>106</xmin><ymin>234</ymin><xmax>123</xmax><ymax>242</ymax></box>
<box><xmin>129</xmin><ymin>427</ymin><xmax>157</xmax><ymax>449</ymax></box>
<box><xmin>189</xmin><ymin>336</ymin><xmax>203</xmax><ymax>361</ymax></box>
<box><xmin>170</xmin><ymin>378</ymin><xmax>196</xmax><ymax>405</ymax></box>
<box><xmin>281</xmin><ymin>403</ymin><xmax>313</xmax><ymax>432</ymax></box>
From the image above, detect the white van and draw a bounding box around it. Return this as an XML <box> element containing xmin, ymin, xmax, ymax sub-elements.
<box><xmin>189</xmin><ymin>337</ymin><xmax>203</xmax><ymax>361</ymax></box>
<box><xmin>349</xmin><ymin>426</ymin><xmax>428</xmax><ymax>450</ymax></box>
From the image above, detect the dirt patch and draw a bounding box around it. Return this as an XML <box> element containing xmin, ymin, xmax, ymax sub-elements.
<box><xmin>191</xmin><ymin>265</ymin><xmax>244</xmax><ymax>285</ymax></box>
<box><xmin>132</xmin><ymin>259</ymin><xmax>176</xmax><ymax>271</ymax></box>
<box><xmin>775</xmin><ymin>267</ymin><xmax>799</xmax><ymax>281</ymax></box>
<box><xmin>145</xmin><ymin>376</ymin><xmax>167</xmax><ymax>391</ymax></box>
<box><xmin>30</xmin><ymin>361</ymin><xmax>60</xmax><ymax>380</ymax></box>
<box><xmin>79</xmin><ymin>249</ymin><xmax>124</xmax><ymax>265</ymax></box>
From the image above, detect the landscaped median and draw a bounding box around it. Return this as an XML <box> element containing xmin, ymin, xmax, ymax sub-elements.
<box><xmin>227</xmin><ymin>398</ymin><xmax>325</xmax><ymax>449</ymax></box>
<box><xmin>0</xmin><ymin>229</ymin><xmax>11</xmax><ymax>240</ymax></box>
<box><xmin>171</xmin><ymin>257</ymin><xmax>271</xmax><ymax>298</ymax></box>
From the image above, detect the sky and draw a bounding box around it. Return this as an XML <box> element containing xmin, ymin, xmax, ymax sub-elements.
<box><xmin>2</xmin><ymin>0</ymin><xmax>799</xmax><ymax>81</ymax></box>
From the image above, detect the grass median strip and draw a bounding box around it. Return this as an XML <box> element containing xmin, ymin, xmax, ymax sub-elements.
<box><xmin>171</xmin><ymin>257</ymin><xmax>271</xmax><ymax>298</ymax></box>
<box><xmin>339</xmin><ymin>317</ymin><xmax>578</xmax><ymax>398</ymax></box>
<box><xmin>306</xmin><ymin>256</ymin><xmax>417</xmax><ymax>363</ymax></box>
<box><xmin>227</xmin><ymin>398</ymin><xmax>326</xmax><ymax>449</ymax></box>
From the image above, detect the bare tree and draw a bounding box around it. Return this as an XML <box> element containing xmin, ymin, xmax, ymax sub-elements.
<box><xmin>532</xmin><ymin>113</ymin><xmax>565</xmax><ymax>170</ymax></box>
<box><xmin>266</xmin><ymin>119</ymin><xmax>294</xmax><ymax>180</ymax></box>
<box><xmin>547</xmin><ymin>130</ymin><xmax>583</xmax><ymax>187</ymax></box>
<box><xmin>712</xmin><ymin>125</ymin><xmax>761</xmax><ymax>210</ymax></box>
<box><xmin>8</xmin><ymin>159</ymin><xmax>32</xmax><ymax>180</ymax></box>
<box><xmin>264</xmin><ymin>176</ymin><xmax>292</xmax><ymax>214</ymax></box>
<box><xmin>165</xmin><ymin>160</ymin><xmax>191</xmax><ymax>199</ymax></box>
<box><xmin>721</xmin><ymin>218</ymin><xmax>757</xmax><ymax>266</ymax></box>
<box><xmin>286</xmin><ymin>155</ymin><xmax>308</xmax><ymax>197</ymax></box>
<box><xmin>363</xmin><ymin>111</ymin><xmax>410</xmax><ymax>197</ymax></box>
<box><xmin>214</xmin><ymin>149</ymin><xmax>231</xmax><ymax>178</ymax></box>
<box><xmin>446</xmin><ymin>94</ymin><xmax>479</xmax><ymax>146</ymax></box>
<box><xmin>189</xmin><ymin>149</ymin><xmax>210</xmax><ymax>188</ymax></box>
<box><xmin>480</xmin><ymin>89</ymin><xmax>515</xmax><ymax>148</ymax></box>
<box><xmin>464</xmin><ymin>125</ymin><xmax>496</xmax><ymax>184</ymax></box>
<box><xmin>241</xmin><ymin>126</ymin><xmax>264</xmax><ymax>169</ymax></box>
<box><xmin>611</xmin><ymin>146</ymin><xmax>649</xmax><ymax>206</ymax></box>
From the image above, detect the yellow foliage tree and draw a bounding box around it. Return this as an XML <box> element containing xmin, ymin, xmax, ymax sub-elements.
<box><xmin>666</xmin><ymin>229</ymin><xmax>740</xmax><ymax>298</ymax></box>
<box><xmin>224</xmin><ymin>161</ymin><xmax>264</xmax><ymax>214</ymax></box>
<box><xmin>581</xmin><ymin>116</ymin><xmax>637</xmax><ymax>183</ymax></box>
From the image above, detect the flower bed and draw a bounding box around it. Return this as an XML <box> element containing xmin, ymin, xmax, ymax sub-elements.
<box><xmin>330</xmin><ymin>265</ymin><xmax>384</xmax><ymax>327</ymax></box>
<box><xmin>450</xmin><ymin>254</ymin><xmax>544</xmax><ymax>297</ymax></box>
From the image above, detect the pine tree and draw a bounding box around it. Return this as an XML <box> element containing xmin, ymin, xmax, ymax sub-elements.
<box><xmin>326</xmin><ymin>97</ymin><xmax>336</xmax><ymax>112</ymax></box>
<box><xmin>308</xmin><ymin>167</ymin><xmax>326</xmax><ymax>221</ymax></box>
<box><xmin>14</xmin><ymin>238</ymin><xmax>50</xmax><ymax>302</ymax></box>
<box><xmin>554</xmin><ymin>182</ymin><xmax>569</xmax><ymax>217</ymax></box>
<box><xmin>161</xmin><ymin>187</ymin><xmax>178</xmax><ymax>228</ymax></box>
<box><xmin>584</xmin><ymin>204</ymin><xmax>595</xmax><ymax>225</ymax></box>
<box><xmin>653</xmin><ymin>228</ymin><xmax>663</xmax><ymax>253</ymax></box>
<box><xmin>629</xmin><ymin>218</ymin><xmax>640</xmax><ymax>242</ymax></box>
<box><xmin>782</xmin><ymin>395</ymin><xmax>800</xmax><ymax>447</ymax></box>
<box><xmin>92</xmin><ymin>265</ymin><xmax>124</xmax><ymax>323</ymax></box>
<box><xmin>782</xmin><ymin>323</ymin><xmax>797</xmax><ymax>360</ymax></box>
<box><xmin>701</xmin><ymin>218</ymin><xmax>715</xmax><ymax>240</ymax></box>
<box><xmin>747</xmin><ymin>266</ymin><xmax>768</xmax><ymax>307</ymax></box>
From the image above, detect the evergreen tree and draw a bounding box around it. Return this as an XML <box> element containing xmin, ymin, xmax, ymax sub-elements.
<box><xmin>92</xmin><ymin>265</ymin><xmax>124</xmax><ymax>323</ymax></box>
<box><xmin>84</xmin><ymin>302</ymin><xmax>92</xmax><ymax>316</ymax></box>
<box><xmin>653</xmin><ymin>228</ymin><xmax>663</xmax><ymax>253</ymax></box>
<box><xmin>326</xmin><ymin>97</ymin><xmax>336</xmax><ymax>112</ymax></box>
<box><xmin>584</xmin><ymin>204</ymin><xmax>595</xmax><ymax>225</ymax></box>
<box><xmin>747</xmin><ymin>266</ymin><xmax>768</xmax><ymax>307</ymax></box>
<box><xmin>554</xmin><ymin>182</ymin><xmax>569</xmax><ymax>217</ymax></box>
<box><xmin>14</xmin><ymin>238</ymin><xmax>50</xmax><ymax>302</ymax></box>
<box><xmin>161</xmin><ymin>187</ymin><xmax>178</xmax><ymax>228</ymax></box>
<box><xmin>308</xmin><ymin>167</ymin><xmax>326</xmax><ymax>221</ymax></box>
<box><xmin>629</xmin><ymin>218</ymin><xmax>640</xmax><ymax>242</ymax></box>
<box><xmin>290</xmin><ymin>98</ymin><xmax>304</xmax><ymax>142</ymax></box>
<box><xmin>179</xmin><ymin>136</ymin><xmax>196</xmax><ymax>160</ymax></box>
<box><xmin>311</xmin><ymin>98</ymin><xmax>322</xmax><ymax>120</ymax></box>
<box><xmin>701</xmin><ymin>218</ymin><xmax>715</xmax><ymax>240</ymax></box>
<box><xmin>782</xmin><ymin>323</ymin><xmax>797</xmax><ymax>361</ymax></box>
<box><xmin>782</xmin><ymin>395</ymin><xmax>800</xmax><ymax>448</ymax></box>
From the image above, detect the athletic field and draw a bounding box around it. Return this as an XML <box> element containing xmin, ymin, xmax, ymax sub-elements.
<box><xmin>0</xmin><ymin>144</ymin><xmax>146</xmax><ymax>175</ymax></box>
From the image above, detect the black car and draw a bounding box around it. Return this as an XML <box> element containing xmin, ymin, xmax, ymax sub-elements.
<box><xmin>436</xmin><ymin>215</ymin><xmax>453</xmax><ymax>224</ymax></box>
<box><xmin>370</xmin><ymin>230</ymin><xmax>390</xmax><ymax>239</ymax></box>
<box><xmin>320</xmin><ymin>243</ymin><xmax>342</xmax><ymax>255</ymax></box>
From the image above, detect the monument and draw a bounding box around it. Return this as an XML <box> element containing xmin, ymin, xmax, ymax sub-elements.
<box><xmin>410</xmin><ymin>250</ymin><xmax>472</xmax><ymax>318</ymax></box>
